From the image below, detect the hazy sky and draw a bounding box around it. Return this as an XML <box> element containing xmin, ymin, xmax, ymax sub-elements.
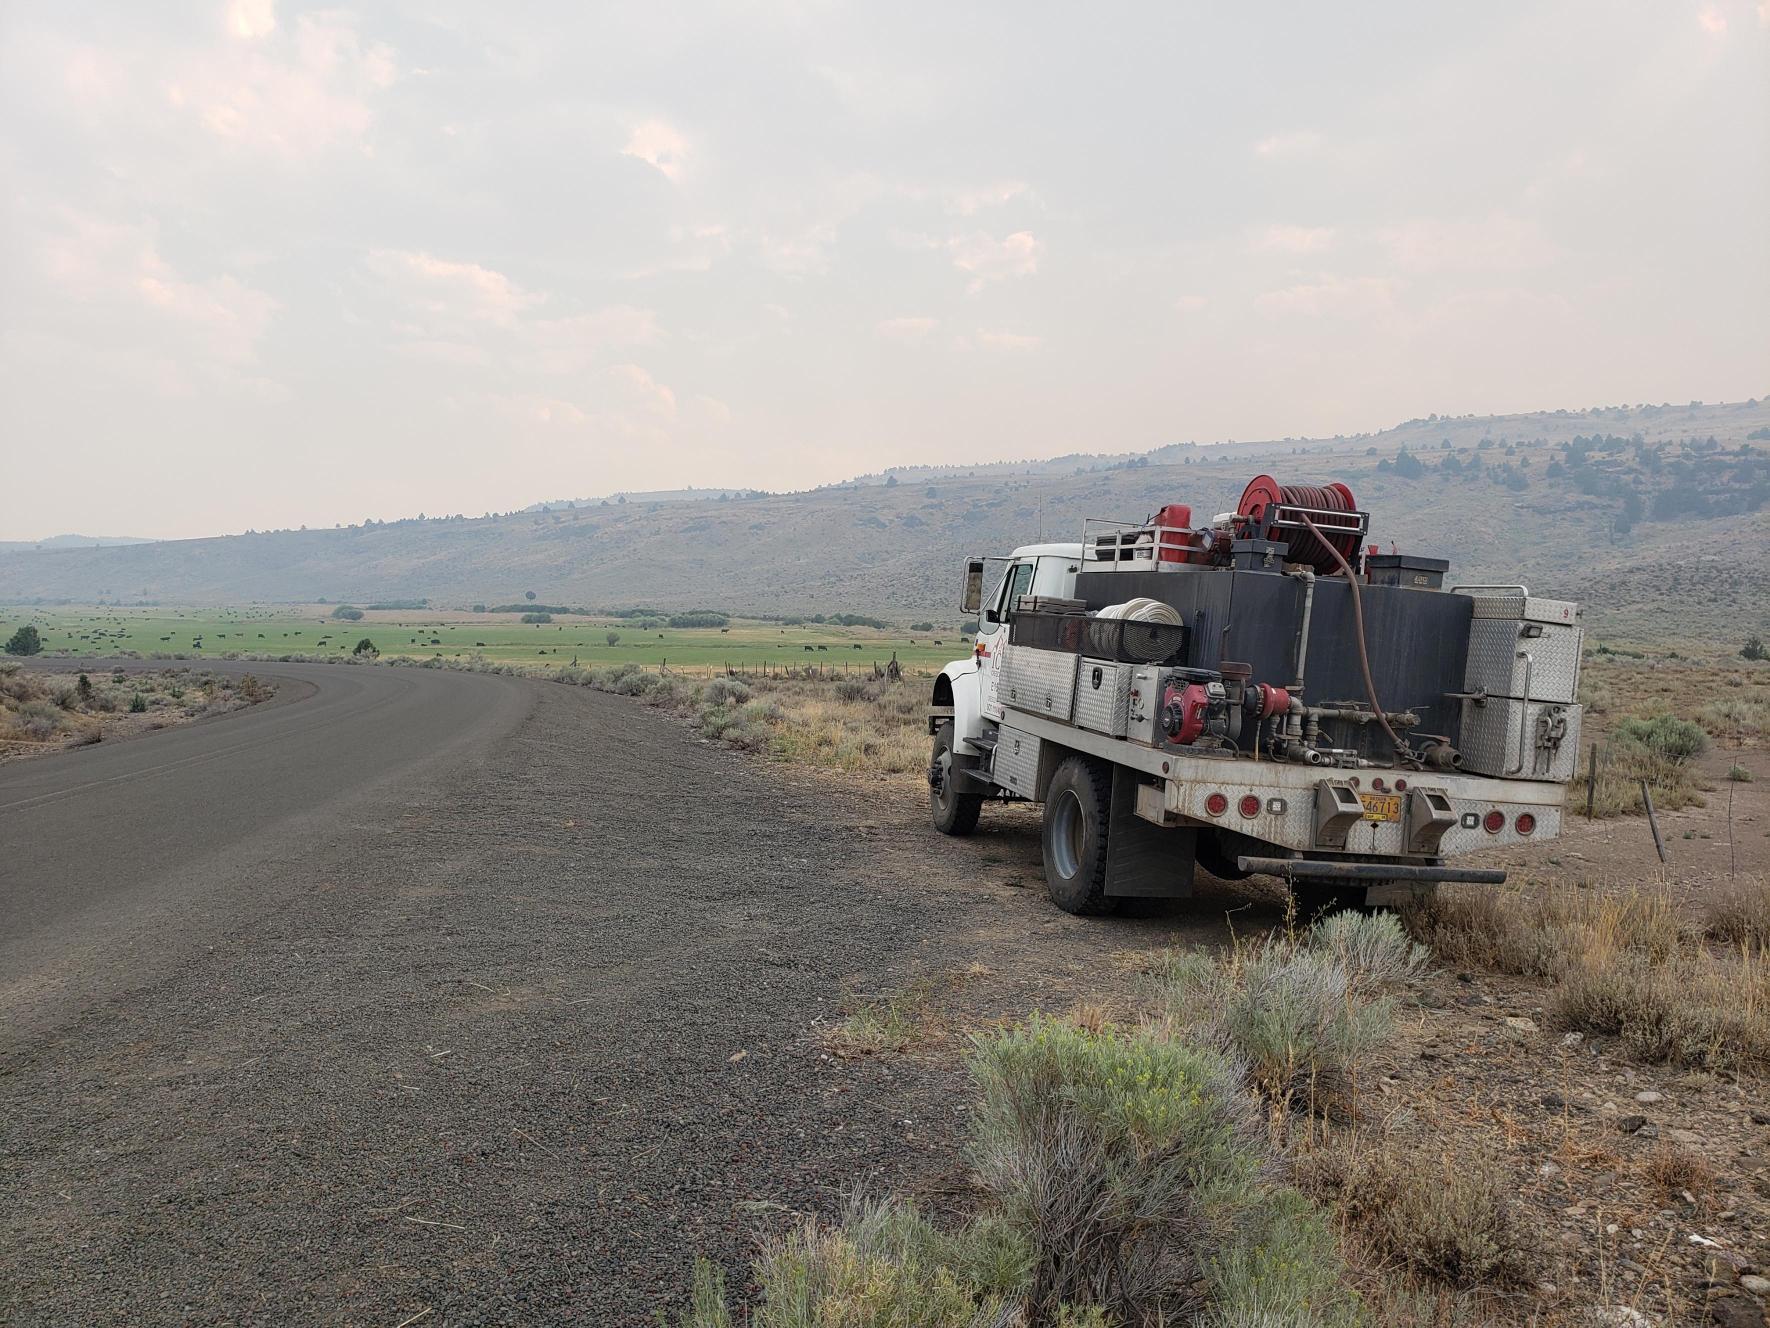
<box><xmin>2</xmin><ymin>2</ymin><xmax>1766</xmax><ymax>540</ymax></box>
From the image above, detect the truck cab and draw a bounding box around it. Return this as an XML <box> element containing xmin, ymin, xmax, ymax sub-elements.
<box><xmin>937</xmin><ymin>544</ymin><xmax>1082</xmax><ymax>753</ymax></box>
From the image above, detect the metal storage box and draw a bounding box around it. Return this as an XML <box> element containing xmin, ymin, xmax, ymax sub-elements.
<box><xmin>1459</xmin><ymin>698</ymin><xmax>1581</xmax><ymax>782</ymax></box>
<box><xmin>1458</xmin><ymin>590</ymin><xmax>1581</xmax><ymax>627</ymax></box>
<box><xmin>1074</xmin><ymin>658</ymin><xmax>1132</xmax><ymax>737</ymax></box>
<box><xmin>1366</xmin><ymin>553</ymin><xmax>1450</xmax><ymax>590</ymax></box>
<box><xmin>1464</xmin><ymin>618</ymin><xmax>1583</xmax><ymax>704</ymax></box>
<box><xmin>998</xmin><ymin>645</ymin><xmax>1078</xmax><ymax>721</ymax></box>
<box><xmin>993</xmin><ymin>726</ymin><xmax>1042</xmax><ymax>797</ymax></box>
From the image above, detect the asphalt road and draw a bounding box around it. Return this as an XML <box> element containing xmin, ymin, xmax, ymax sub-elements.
<box><xmin>0</xmin><ymin>662</ymin><xmax>947</xmax><ymax>1325</ymax></box>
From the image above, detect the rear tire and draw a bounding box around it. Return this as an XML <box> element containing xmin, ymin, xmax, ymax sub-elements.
<box><xmin>929</xmin><ymin>722</ymin><xmax>983</xmax><ymax>836</ymax></box>
<box><xmin>1041</xmin><ymin>757</ymin><xmax>1118</xmax><ymax>916</ymax></box>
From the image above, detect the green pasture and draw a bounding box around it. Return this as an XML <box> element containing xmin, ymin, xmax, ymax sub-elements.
<box><xmin>0</xmin><ymin>605</ymin><xmax>969</xmax><ymax>676</ymax></box>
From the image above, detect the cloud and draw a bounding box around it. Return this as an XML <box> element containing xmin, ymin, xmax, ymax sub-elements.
<box><xmin>1248</xmin><ymin>224</ymin><xmax>1336</xmax><ymax>255</ymax></box>
<box><xmin>1255</xmin><ymin>274</ymin><xmax>1397</xmax><ymax>319</ymax></box>
<box><xmin>605</xmin><ymin>363</ymin><xmax>677</xmax><ymax>417</ymax></box>
<box><xmin>528</xmin><ymin>307</ymin><xmax>662</xmax><ymax>371</ymax></box>
<box><xmin>1174</xmin><ymin>294</ymin><xmax>1208</xmax><ymax>313</ymax></box>
<box><xmin>876</xmin><ymin>316</ymin><xmax>937</xmax><ymax>342</ymax></box>
<box><xmin>944</xmin><ymin>181</ymin><xmax>1031</xmax><ymax>215</ymax></box>
<box><xmin>945</xmin><ymin>230</ymin><xmax>1042</xmax><ymax>292</ymax></box>
<box><xmin>622</xmin><ymin>119</ymin><xmax>688</xmax><ymax>180</ymax></box>
<box><xmin>1253</xmin><ymin>129</ymin><xmax>1322</xmax><ymax>158</ymax></box>
<box><xmin>365</xmin><ymin>250</ymin><xmax>545</xmax><ymax>325</ymax></box>
<box><xmin>38</xmin><ymin>210</ymin><xmax>278</xmax><ymax>375</ymax></box>
<box><xmin>225</xmin><ymin>0</ymin><xmax>277</xmax><ymax>41</ymax></box>
<box><xmin>977</xmin><ymin>329</ymin><xmax>1043</xmax><ymax>350</ymax></box>
<box><xmin>1376</xmin><ymin>214</ymin><xmax>1553</xmax><ymax>273</ymax></box>
<box><xmin>168</xmin><ymin>9</ymin><xmax>396</xmax><ymax>158</ymax></box>
<box><xmin>1698</xmin><ymin>4</ymin><xmax>1727</xmax><ymax>33</ymax></box>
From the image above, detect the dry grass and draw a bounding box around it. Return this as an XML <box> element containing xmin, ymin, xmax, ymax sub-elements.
<box><xmin>1705</xmin><ymin>876</ymin><xmax>1770</xmax><ymax>945</ymax></box>
<box><xmin>1404</xmin><ymin>884</ymin><xmax>1770</xmax><ymax>1070</ymax></box>
<box><xmin>1296</xmin><ymin>1138</ymin><xmax>1535</xmax><ymax>1290</ymax></box>
<box><xmin>1</xmin><ymin>663</ymin><xmax>263</xmax><ymax>754</ymax></box>
<box><xmin>824</xmin><ymin>986</ymin><xmax>938</xmax><ymax>1057</ymax></box>
<box><xmin>1641</xmin><ymin>1141</ymin><xmax>1715</xmax><ymax>1204</ymax></box>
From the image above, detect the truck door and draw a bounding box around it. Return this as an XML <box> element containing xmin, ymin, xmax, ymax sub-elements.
<box><xmin>980</xmin><ymin>559</ymin><xmax>1035</xmax><ymax>723</ymax></box>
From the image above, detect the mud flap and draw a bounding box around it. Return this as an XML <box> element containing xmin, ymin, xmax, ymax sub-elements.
<box><xmin>1106</xmin><ymin>767</ymin><xmax>1196</xmax><ymax>898</ymax></box>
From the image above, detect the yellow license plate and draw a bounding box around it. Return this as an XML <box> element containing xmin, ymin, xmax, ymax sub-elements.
<box><xmin>1360</xmin><ymin>793</ymin><xmax>1402</xmax><ymax>822</ymax></box>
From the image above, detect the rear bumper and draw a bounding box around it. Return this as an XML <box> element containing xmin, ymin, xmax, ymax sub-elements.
<box><xmin>1236</xmin><ymin>856</ymin><xmax>1506</xmax><ymax>885</ymax></box>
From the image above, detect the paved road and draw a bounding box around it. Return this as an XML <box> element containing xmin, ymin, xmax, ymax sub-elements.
<box><xmin>0</xmin><ymin>663</ymin><xmax>947</xmax><ymax>1325</ymax></box>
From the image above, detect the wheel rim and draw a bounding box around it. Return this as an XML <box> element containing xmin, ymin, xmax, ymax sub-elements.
<box><xmin>931</xmin><ymin>743</ymin><xmax>952</xmax><ymax>811</ymax></box>
<box><xmin>1049</xmin><ymin>789</ymin><xmax>1084</xmax><ymax>879</ymax></box>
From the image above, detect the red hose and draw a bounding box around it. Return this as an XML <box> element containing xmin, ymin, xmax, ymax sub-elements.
<box><xmin>1296</xmin><ymin>509</ymin><xmax>1414</xmax><ymax>765</ymax></box>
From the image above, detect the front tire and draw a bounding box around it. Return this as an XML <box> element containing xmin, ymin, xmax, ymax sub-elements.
<box><xmin>1041</xmin><ymin>757</ymin><xmax>1118</xmax><ymax>915</ymax></box>
<box><xmin>929</xmin><ymin>722</ymin><xmax>983</xmax><ymax>836</ymax></box>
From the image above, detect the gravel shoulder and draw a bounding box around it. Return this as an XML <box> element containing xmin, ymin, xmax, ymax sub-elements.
<box><xmin>1</xmin><ymin>670</ymin><xmax>1068</xmax><ymax>1326</ymax></box>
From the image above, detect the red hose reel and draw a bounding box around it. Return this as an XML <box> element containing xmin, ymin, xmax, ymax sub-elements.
<box><xmin>1235</xmin><ymin>475</ymin><xmax>1362</xmax><ymax>575</ymax></box>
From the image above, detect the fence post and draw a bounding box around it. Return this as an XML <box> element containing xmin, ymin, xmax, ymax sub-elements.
<box><xmin>1640</xmin><ymin>779</ymin><xmax>1668</xmax><ymax>864</ymax></box>
<box><xmin>1585</xmin><ymin>742</ymin><xmax>1598</xmax><ymax>819</ymax></box>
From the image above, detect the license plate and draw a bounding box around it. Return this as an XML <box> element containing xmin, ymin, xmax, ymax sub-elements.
<box><xmin>1360</xmin><ymin>793</ymin><xmax>1402</xmax><ymax>822</ymax></box>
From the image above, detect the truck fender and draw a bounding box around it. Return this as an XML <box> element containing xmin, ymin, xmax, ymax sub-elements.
<box><xmin>931</xmin><ymin>660</ymin><xmax>987</xmax><ymax>756</ymax></box>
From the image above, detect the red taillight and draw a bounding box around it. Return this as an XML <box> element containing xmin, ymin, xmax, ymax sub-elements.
<box><xmin>1394</xmin><ymin>778</ymin><xmax>1408</xmax><ymax>791</ymax></box>
<box><xmin>1483</xmin><ymin>810</ymin><xmax>1506</xmax><ymax>834</ymax></box>
<box><xmin>1515</xmin><ymin>813</ymin><xmax>1537</xmax><ymax>835</ymax></box>
<box><xmin>1205</xmin><ymin>792</ymin><xmax>1229</xmax><ymax>816</ymax></box>
<box><xmin>1371</xmin><ymin>777</ymin><xmax>1387</xmax><ymax>792</ymax></box>
<box><xmin>1238</xmin><ymin>794</ymin><xmax>1262</xmax><ymax>819</ymax></box>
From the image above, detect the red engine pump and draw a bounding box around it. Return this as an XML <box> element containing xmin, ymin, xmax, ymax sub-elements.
<box><xmin>1162</xmin><ymin>679</ymin><xmax>1222</xmax><ymax>745</ymax></box>
<box><xmin>1162</xmin><ymin>676</ymin><xmax>1291</xmax><ymax>747</ymax></box>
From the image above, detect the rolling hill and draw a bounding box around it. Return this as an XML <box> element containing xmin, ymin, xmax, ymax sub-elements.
<box><xmin>4</xmin><ymin>399</ymin><xmax>1766</xmax><ymax>647</ymax></box>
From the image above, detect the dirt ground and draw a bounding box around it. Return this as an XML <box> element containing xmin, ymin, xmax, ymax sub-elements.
<box><xmin>768</xmin><ymin>733</ymin><xmax>1770</xmax><ymax>1327</ymax></box>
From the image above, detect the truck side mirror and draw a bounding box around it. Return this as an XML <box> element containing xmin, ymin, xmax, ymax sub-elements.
<box><xmin>960</xmin><ymin>559</ymin><xmax>984</xmax><ymax>615</ymax></box>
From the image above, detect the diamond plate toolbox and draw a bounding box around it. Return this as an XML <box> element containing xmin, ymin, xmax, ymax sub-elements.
<box><xmin>999</xmin><ymin>645</ymin><xmax>1079</xmax><ymax>722</ymax></box>
<box><xmin>1461</xmin><ymin>592</ymin><xmax>1581</xmax><ymax>625</ymax></box>
<box><xmin>993</xmin><ymin>726</ymin><xmax>1042</xmax><ymax>798</ymax></box>
<box><xmin>1073</xmin><ymin>657</ymin><xmax>1132</xmax><ymax>737</ymax></box>
<box><xmin>1459</xmin><ymin>698</ymin><xmax>1582</xmax><ymax>781</ymax></box>
<box><xmin>1464</xmin><ymin>618</ymin><xmax>1583</xmax><ymax>703</ymax></box>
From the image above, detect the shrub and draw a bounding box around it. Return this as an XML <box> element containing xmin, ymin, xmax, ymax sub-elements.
<box><xmin>1308</xmin><ymin>911</ymin><xmax>1427</xmax><ymax>993</ymax></box>
<box><xmin>1299</xmin><ymin>1141</ymin><xmax>1531</xmax><ymax>1288</ymax></box>
<box><xmin>605</xmin><ymin>631</ymin><xmax>620</xmax><ymax>647</ymax></box>
<box><xmin>1158</xmin><ymin>927</ymin><xmax>1402</xmax><ymax>1116</ymax></box>
<box><xmin>966</xmin><ymin>1017</ymin><xmax>1264</xmax><ymax>1322</ymax></box>
<box><xmin>1550</xmin><ymin>946</ymin><xmax>1770</xmax><ymax>1069</ymax></box>
<box><xmin>910</xmin><ymin>621</ymin><xmax>935</xmax><ymax>632</ymax></box>
<box><xmin>4</xmin><ymin>625</ymin><xmax>42</xmax><ymax>656</ymax></box>
<box><xmin>330</xmin><ymin>606</ymin><xmax>364</xmax><ymax>620</ymax></box>
<box><xmin>702</xmin><ymin>677</ymin><xmax>750</xmax><ymax>707</ymax></box>
<box><xmin>1730</xmin><ymin>764</ymin><xmax>1755</xmax><ymax>782</ymax></box>
<box><xmin>1611</xmin><ymin>713</ymin><xmax>1708</xmax><ymax>763</ymax></box>
<box><xmin>1698</xmin><ymin>697</ymin><xmax>1768</xmax><ymax>740</ymax></box>
<box><xmin>128</xmin><ymin>692</ymin><xmax>147</xmax><ymax>713</ymax></box>
<box><xmin>521</xmin><ymin>612</ymin><xmax>553</xmax><ymax>624</ymax></box>
<box><xmin>668</xmin><ymin>611</ymin><xmax>730</xmax><ymax>629</ymax></box>
<box><xmin>1743</xmin><ymin>635</ymin><xmax>1767</xmax><ymax>662</ymax></box>
<box><xmin>834</xmin><ymin>678</ymin><xmax>879</xmax><ymax>703</ymax></box>
<box><xmin>352</xmin><ymin>638</ymin><xmax>379</xmax><ymax>657</ymax></box>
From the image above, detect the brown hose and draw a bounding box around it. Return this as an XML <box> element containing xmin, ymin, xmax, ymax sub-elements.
<box><xmin>1296</xmin><ymin>510</ymin><xmax>1414</xmax><ymax>765</ymax></box>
